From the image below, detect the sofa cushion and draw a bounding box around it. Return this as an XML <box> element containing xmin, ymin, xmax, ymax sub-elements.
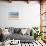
<box><xmin>8</xmin><ymin>33</ymin><xmax>34</xmax><ymax>43</ymax></box>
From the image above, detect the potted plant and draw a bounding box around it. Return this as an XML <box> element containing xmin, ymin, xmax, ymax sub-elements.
<box><xmin>32</xmin><ymin>27</ymin><xmax>39</xmax><ymax>40</ymax></box>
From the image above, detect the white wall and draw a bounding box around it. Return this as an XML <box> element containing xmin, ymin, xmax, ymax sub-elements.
<box><xmin>0</xmin><ymin>1</ymin><xmax>40</xmax><ymax>28</ymax></box>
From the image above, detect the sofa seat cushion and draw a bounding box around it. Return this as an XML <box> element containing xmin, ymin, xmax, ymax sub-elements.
<box><xmin>8</xmin><ymin>33</ymin><xmax>34</xmax><ymax>43</ymax></box>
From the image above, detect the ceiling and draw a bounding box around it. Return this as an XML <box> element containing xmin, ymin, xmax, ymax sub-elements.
<box><xmin>1</xmin><ymin>0</ymin><xmax>40</xmax><ymax>1</ymax></box>
<box><xmin>0</xmin><ymin>0</ymin><xmax>44</xmax><ymax>3</ymax></box>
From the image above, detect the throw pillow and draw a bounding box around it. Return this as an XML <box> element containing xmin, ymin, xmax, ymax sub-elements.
<box><xmin>14</xmin><ymin>28</ymin><xmax>21</xmax><ymax>33</ymax></box>
<box><xmin>8</xmin><ymin>27</ymin><xmax>14</xmax><ymax>34</ymax></box>
<box><xmin>21</xmin><ymin>28</ymin><xmax>27</xmax><ymax>35</ymax></box>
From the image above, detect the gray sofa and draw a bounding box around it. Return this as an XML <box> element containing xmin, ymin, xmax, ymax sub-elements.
<box><xmin>9</xmin><ymin>33</ymin><xmax>34</xmax><ymax>43</ymax></box>
<box><xmin>4</xmin><ymin>27</ymin><xmax>34</xmax><ymax>43</ymax></box>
